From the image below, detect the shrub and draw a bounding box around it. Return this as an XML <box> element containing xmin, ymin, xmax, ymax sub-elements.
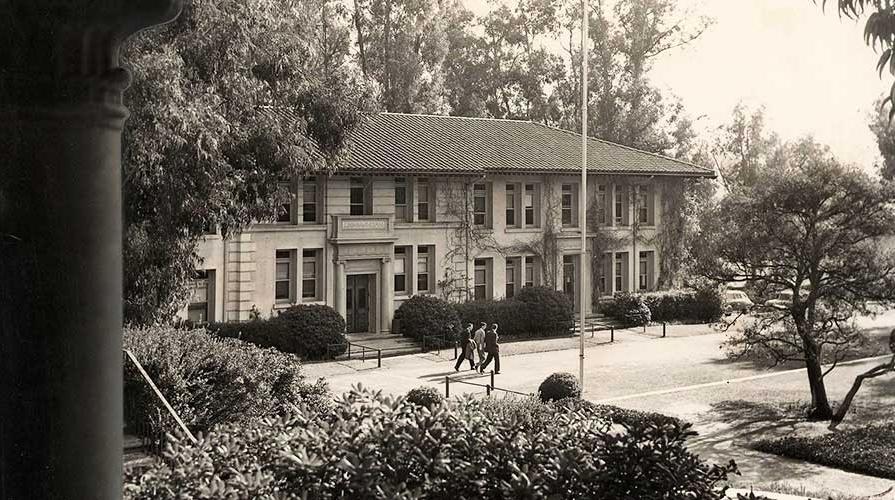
<box><xmin>210</xmin><ymin>304</ymin><xmax>347</xmax><ymax>359</ymax></box>
<box><xmin>405</xmin><ymin>386</ymin><xmax>444</xmax><ymax>408</ymax></box>
<box><xmin>555</xmin><ymin>398</ymin><xmax>684</xmax><ymax>428</ymax></box>
<box><xmin>124</xmin><ymin>386</ymin><xmax>737</xmax><ymax>499</ymax></box>
<box><xmin>394</xmin><ymin>295</ymin><xmax>460</xmax><ymax>341</ymax></box>
<box><xmin>538</xmin><ymin>372</ymin><xmax>582</xmax><ymax>402</ymax></box>
<box><xmin>608</xmin><ymin>292</ymin><xmax>651</xmax><ymax>327</ymax></box>
<box><xmin>453</xmin><ymin>299</ymin><xmax>530</xmax><ymax>338</ymax></box>
<box><xmin>122</xmin><ymin>326</ymin><xmax>330</xmax><ymax>442</ymax></box>
<box><xmin>641</xmin><ymin>289</ymin><xmax>723</xmax><ymax>324</ymax></box>
<box><xmin>515</xmin><ymin>286</ymin><xmax>575</xmax><ymax>336</ymax></box>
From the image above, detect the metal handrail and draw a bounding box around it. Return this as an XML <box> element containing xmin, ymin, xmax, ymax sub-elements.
<box><xmin>123</xmin><ymin>349</ymin><xmax>197</xmax><ymax>445</ymax></box>
<box><xmin>445</xmin><ymin>371</ymin><xmax>535</xmax><ymax>398</ymax></box>
<box><xmin>326</xmin><ymin>341</ymin><xmax>382</xmax><ymax>368</ymax></box>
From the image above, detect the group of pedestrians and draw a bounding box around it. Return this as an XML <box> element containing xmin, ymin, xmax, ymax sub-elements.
<box><xmin>454</xmin><ymin>322</ymin><xmax>501</xmax><ymax>374</ymax></box>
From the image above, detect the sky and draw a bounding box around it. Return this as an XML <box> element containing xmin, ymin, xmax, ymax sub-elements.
<box><xmin>648</xmin><ymin>0</ymin><xmax>888</xmax><ymax>171</ymax></box>
<box><xmin>462</xmin><ymin>0</ymin><xmax>890</xmax><ymax>171</ymax></box>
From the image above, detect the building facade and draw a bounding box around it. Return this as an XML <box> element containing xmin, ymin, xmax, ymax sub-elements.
<box><xmin>183</xmin><ymin>113</ymin><xmax>714</xmax><ymax>334</ymax></box>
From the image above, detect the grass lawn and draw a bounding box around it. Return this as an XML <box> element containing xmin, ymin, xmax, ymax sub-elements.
<box><xmin>752</xmin><ymin>422</ymin><xmax>895</xmax><ymax>480</ymax></box>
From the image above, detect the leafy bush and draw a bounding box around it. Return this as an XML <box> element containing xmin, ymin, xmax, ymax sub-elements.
<box><xmin>555</xmin><ymin>398</ymin><xmax>684</xmax><ymax>428</ymax></box>
<box><xmin>753</xmin><ymin>422</ymin><xmax>895</xmax><ymax>479</ymax></box>
<box><xmin>642</xmin><ymin>289</ymin><xmax>722</xmax><ymax>323</ymax></box>
<box><xmin>453</xmin><ymin>299</ymin><xmax>530</xmax><ymax>338</ymax></box>
<box><xmin>123</xmin><ymin>326</ymin><xmax>330</xmax><ymax>441</ymax></box>
<box><xmin>405</xmin><ymin>386</ymin><xmax>444</xmax><ymax>408</ymax></box>
<box><xmin>394</xmin><ymin>294</ymin><xmax>460</xmax><ymax>341</ymax></box>
<box><xmin>538</xmin><ymin>372</ymin><xmax>582</xmax><ymax>402</ymax></box>
<box><xmin>124</xmin><ymin>386</ymin><xmax>737</xmax><ymax>499</ymax></box>
<box><xmin>607</xmin><ymin>292</ymin><xmax>651</xmax><ymax>327</ymax></box>
<box><xmin>515</xmin><ymin>286</ymin><xmax>575</xmax><ymax>336</ymax></box>
<box><xmin>210</xmin><ymin>304</ymin><xmax>347</xmax><ymax>359</ymax></box>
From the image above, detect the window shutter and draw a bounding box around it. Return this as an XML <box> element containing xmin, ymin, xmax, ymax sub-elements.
<box><xmin>647</xmin><ymin>186</ymin><xmax>656</xmax><ymax>225</ymax></box>
<box><xmin>622</xmin><ymin>186</ymin><xmax>630</xmax><ymax>226</ymax></box>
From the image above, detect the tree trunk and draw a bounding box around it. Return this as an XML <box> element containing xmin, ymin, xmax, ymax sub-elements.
<box><xmin>353</xmin><ymin>0</ymin><xmax>368</xmax><ymax>77</ymax></box>
<box><xmin>804</xmin><ymin>343</ymin><xmax>833</xmax><ymax>420</ymax></box>
<box><xmin>830</xmin><ymin>356</ymin><xmax>894</xmax><ymax>428</ymax></box>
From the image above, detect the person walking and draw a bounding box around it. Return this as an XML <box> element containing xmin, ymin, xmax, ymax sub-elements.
<box><xmin>473</xmin><ymin>322</ymin><xmax>486</xmax><ymax>369</ymax></box>
<box><xmin>454</xmin><ymin>326</ymin><xmax>476</xmax><ymax>371</ymax></box>
<box><xmin>480</xmin><ymin>323</ymin><xmax>500</xmax><ymax>374</ymax></box>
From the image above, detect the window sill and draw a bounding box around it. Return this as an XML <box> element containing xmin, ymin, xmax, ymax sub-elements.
<box><xmin>273</xmin><ymin>301</ymin><xmax>294</xmax><ymax>309</ymax></box>
<box><xmin>505</xmin><ymin>227</ymin><xmax>542</xmax><ymax>233</ymax></box>
<box><xmin>252</xmin><ymin>223</ymin><xmax>326</xmax><ymax>233</ymax></box>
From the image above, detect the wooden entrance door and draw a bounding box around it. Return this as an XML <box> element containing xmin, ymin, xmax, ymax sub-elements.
<box><xmin>346</xmin><ymin>274</ymin><xmax>371</xmax><ymax>333</ymax></box>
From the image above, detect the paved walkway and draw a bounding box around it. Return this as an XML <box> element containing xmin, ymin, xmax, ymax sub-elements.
<box><xmin>303</xmin><ymin>313</ymin><xmax>895</xmax><ymax>497</ymax></box>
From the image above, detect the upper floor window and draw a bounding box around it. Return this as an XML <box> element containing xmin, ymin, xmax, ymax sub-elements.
<box><xmin>302</xmin><ymin>249</ymin><xmax>320</xmax><ymax>301</ymax></box>
<box><xmin>524</xmin><ymin>257</ymin><xmax>535</xmax><ymax>288</ymax></box>
<box><xmin>524</xmin><ymin>184</ymin><xmax>538</xmax><ymax>227</ymax></box>
<box><xmin>595</xmin><ymin>184</ymin><xmax>608</xmax><ymax>226</ymax></box>
<box><xmin>473</xmin><ymin>183</ymin><xmax>488</xmax><ymax>226</ymax></box>
<box><xmin>395</xmin><ymin>177</ymin><xmax>409</xmax><ymax>222</ymax></box>
<box><xmin>614</xmin><ymin>185</ymin><xmax>629</xmax><ymax>226</ymax></box>
<box><xmin>188</xmin><ymin>270</ymin><xmax>211</xmax><ymax>324</ymax></box>
<box><xmin>561</xmin><ymin>184</ymin><xmax>577</xmax><ymax>227</ymax></box>
<box><xmin>417</xmin><ymin>246</ymin><xmax>431</xmax><ymax>292</ymax></box>
<box><xmin>350</xmin><ymin>177</ymin><xmax>371</xmax><ymax>216</ymax></box>
<box><xmin>636</xmin><ymin>185</ymin><xmax>654</xmax><ymax>225</ymax></box>
<box><xmin>416</xmin><ymin>178</ymin><xmax>431</xmax><ymax>222</ymax></box>
<box><xmin>302</xmin><ymin>177</ymin><xmax>319</xmax><ymax>224</ymax></box>
<box><xmin>505</xmin><ymin>184</ymin><xmax>517</xmax><ymax>227</ymax></box>
<box><xmin>394</xmin><ymin>246</ymin><xmax>408</xmax><ymax>294</ymax></box>
<box><xmin>277</xmin><ymin>181</ymin><xmax>295</xmax><ymax>223</ymax></box>
<box><xmin>275</xmin><ymin>249</ymin><xmax>294</xmax><ymax>303</ymax></box>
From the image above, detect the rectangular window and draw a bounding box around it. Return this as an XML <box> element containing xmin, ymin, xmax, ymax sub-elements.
<box><xmin>505</xmin><ymin>184</ymin><xmax>516</xmax><ymax>227</ymax></box>
<box><xmin>561</xmin><ymin>184</ymin><xmax>575</xmax><ymax>227</ymax></box>
<box><xmin>615</xmin><ymin>185</ymin><xmax>629</xmax><ymax>226</ymax></box>
<box><xmin>350</xmin><ymin>177</ymin><xmax>369</xmax><ymax>216</ymax></box>
<box><xmin>395</xmin><ymin>177</ymin><xmax>409</xmax><ymax>222</ymax></box>
<box><xmin>277</xmin><ymin>182</ymin><xmax>294</xmax><ymax>223</ymax></box>
<box><xmin>524</xmin><ymin>257</ymin><xmax>535</xmax><ymax>288</ymax></box>
<box><xmin>505</xmin><ymin>258</ymin><xmax>517</xmax><ymax>298</ymax></box>
<box><xmin>302</xmin><ymin>177</ymin><xmax>318</xmax><ymax>224</ymax></box>
<box><xmin>473</xmin><ymin>183</ymin><xmax>488</xmax><ymax>226</ymax></box>
<box><xmin>302</xmin><ymin>249</ymin><xmax>319</xmax><ymax>300</ymax></box>
<box><xmin>187</xmin><ymin>270</ymin><xmax>210</xmax><ymax>324</ymax></box>
<box><xmin>524</xmin><ymin>184</ymin><xmax>537</xmax><ymax>227</ymax></box>
<box><xmin>615</xmin><ymin>252</ymin><xmax>628</xmax><ymax>292</ymax></box>
<box><xmin>596</xmin><ymin>184</ymin><xmax>608</xmax><ymax>226</ymax></box>
<box><xmin>417</xmin><ymin>246</ymin><xmax>431</xmax><ymax>292</ymax></box>
<box><xmin>563</xmin><ymin>255</ymin><xmax>575</xmax><ymax>300</ymax></box>
<box><xmin>637</xmin><ymin>186</ymin><xmax>650</xmax><ymax>224</ymax></box>
<box><xmin>417</xmin><ymin>178</ymin><xmax>431</xmax><ymax>221</ymax></box>
<box><xmin>394</xmin><ymin>247</ymin><xmax>408</xmax><ymax>294</ymax></box>
<box><xmin>474</xmin><ymin>258</ymin><xmax>489</xmax><ymax>301</ymax></box>
<box><xmin>275</xmin><ymin>250</ymin><xmax>293</xmax><ymax>303</ymax></box>
<box><xmin>639</xmin><ymin>251</ymin><xmax>649</xmax><ymax>291</ymax></box>
<box><xmin>600</xmin><ymin>253</ymin><xmax>611</xmax><ymax>295</ymax></box>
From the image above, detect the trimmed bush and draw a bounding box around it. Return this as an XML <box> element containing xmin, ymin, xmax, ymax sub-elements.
<box><xmin>123</xmin><ymin>326</ymin><xmax>330</xmax><ymax>441</ymax></box>
<box><xmin>555</xmin><ymin>398</ymin><xmax>684</xmax><ymax>428</ymax></box>
<box><xmin>607</xmin><ymin>292</ymin><xmax>651</xmax><ymax>327</ymax></box>
<box><xmin>515</xmin><ymin>286</ymin><xmax>575</xmax><ymax>336</ymax></box>
<box><xmin>394</xmin><ymin>294</ymin><xmax>460</xmax><ymax>341</ymax></box>
<box><xmin>210</xmin><ymin>304</ymin><xmax>347</xmax><ymax>359</ymax></box>
<box><xmin>405</xmin><ymin>386</ymin><xmax>444</xmax><ymax>408</ymax></box>
<box><xmin>124</xmin><ymin>386</ymin><xmax>737</xmax><ymax>499</ymax></box>
<box><xmin>605</xmin><ymin>289</ymin><xmax>722</xmax><ymax>325</ymax></box>
<box><xmin>453</xmin><ymin>299</ymin><xmax>530</xmax><ymax>338</ymax></box>
<box><xmin>538</xmin><ymin>372</ymin><xmax>582</xmax><ymax>402</ymax></box>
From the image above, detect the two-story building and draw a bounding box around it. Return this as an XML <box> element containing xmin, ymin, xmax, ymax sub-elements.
<box><xmin>184</xmin><ymin>113</ymin><xmax>715</xmax><ymax>334</ymax></box>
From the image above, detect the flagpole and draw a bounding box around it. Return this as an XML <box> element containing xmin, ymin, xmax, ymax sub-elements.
<box><xmin>579</xmin><ymin>0</ymin><xmax>588</xmax><ymax>389</ymax></box>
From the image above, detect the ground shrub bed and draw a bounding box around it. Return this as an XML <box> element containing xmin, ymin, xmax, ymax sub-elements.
<box><xmin>555</xmin><ymin>398</ymin><xmax>685</xmax><ymax>429</ymax></box>
<box><xmin>453</xmin><ymin>286</ymin><xmax>575</xmax><ymax>339</ymax></box>
<box><xmin>603</xmin><ymin>289</ymin><xmax>722</xmax><ymax>325</ymax></box>
<box><xmin>393</xmin><ymin>294</ymin><xmax>461</xmax><ymax>341</ymax></box>
<box><xmin>123</xmin><ymin>326</ymin><xmax>330</xmax><ymax>439</ymax></box>
<box><xmin>124</xmin><ymin>386</ymin><xmax>736</xmax><ymax>499</ymax></box>
<box><xmin>210</xmin><ymin>304</ymin><xmax>347</xmax><ymax>360</ymax></box>
<box><xmin>752</xmin><ymin>423</ymin><xmax>895</xmax><ymax>480</ymax></box>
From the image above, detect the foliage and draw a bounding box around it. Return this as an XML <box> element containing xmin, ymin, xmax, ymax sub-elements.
<box><xmin>753</xmin><ymin>422</ymin><xmax>895</xmax><ymax>480</ymax></box>
<box><xmin>122</xmin><ymin>0</ymin><xmax>377</xmax><ymax>325</ymax></box>
<box><xmin>405</xmin><ymin>386</ymin><xmax>444</xmax><ymax>408</ymax></box>
<box><xmin>538</xmin><ymin>372</ymin><xmax>582</xmax><ymax>402</ymax></box>
<box><xmin>556</xmin><ymin>398</ymin><xmax>684</xmax><ymax>429</ymax></box>
<box><xmin>210</xmin><ymin>304</ymin><xmax>348</xmax><ymax>360</ymax></box>
<box><xmin>869</xmin><ymin>95</ymin><xmax>895</xmax><ymax>180</ymax></box>
<box><xmin>694</xmin><ymin>139</ymin><xmax>895</xmax><ymax>419</ymax></box>
<box><xmin>453</xmin><ymin>299</ymin><xmax>530</xmax><ymax>337</ymax></box>
<box><xmin>122</xmin><ymin>326</ymin><xmax>330</xmax><ymax>440</ymax></box>
<box><xmin>605</xmin><ymin>292</ymin><xmax>652</xmax><ymax>327</ymax></box>
<box><xmin>712</xmin><ymin>103</ymin><xmax>782</xmax><ymax>192</ymax></box>
<box><xmin>394</xmin><ymin>294</ymin><xmax>461</xmax><ymax>340</ymax></box>
<box><xmin>641</xmin><ymin>288</ymin><xmax>723</xmax><ymax>323</ymax></box>
<box><xmin>123</xmin><ymin>386</ymin><xmax>737</xmax><ymax>499</ymax></box>
<box><xmin>515</xmin><ymin>286</ymin><xmax>576</xmax><ymax>336</ymax></box>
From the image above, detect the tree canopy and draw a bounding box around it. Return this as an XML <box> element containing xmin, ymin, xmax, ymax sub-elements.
<box><xmin>123</xmin><ymin>0</ymin><xmax>377</xmax><ymax>324</ymax></box>
<box><xmin>695</xmin><ymin>139</ymin><xmax>895</xmax><ymax>419</ymax></box>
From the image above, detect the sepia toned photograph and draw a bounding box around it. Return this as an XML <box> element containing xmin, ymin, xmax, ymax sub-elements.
<box><xmin>2</xmin><ymin>0</ymin><xmax>895</xmax><ymax>498</ymax></box>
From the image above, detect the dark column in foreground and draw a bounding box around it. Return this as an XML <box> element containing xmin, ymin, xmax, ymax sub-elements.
<box><xmin>0</xmin><ymin>3</ymin><xmax>180</xmax><ymax>498</ymax></box>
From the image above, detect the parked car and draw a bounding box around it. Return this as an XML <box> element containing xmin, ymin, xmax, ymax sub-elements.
<box><xmin>763</xmin><ymin>290</ymin><xmax>794</xmax><ymax>310</ymax></box>
<box><xmin>722</xmin><ymin>290</ymin><xmax>754</xmax><ymax>314</ymax></box>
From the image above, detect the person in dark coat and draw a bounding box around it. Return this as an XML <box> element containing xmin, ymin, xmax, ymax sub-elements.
<box><xmin>479</xmin><ymin>323</ymin><xmax>500</xmax><ymax>374</ymax></box>
<box><xmin>454</xmin><ymin>324</ymin><xmax>476</xmax><ymax>371</ymax></box>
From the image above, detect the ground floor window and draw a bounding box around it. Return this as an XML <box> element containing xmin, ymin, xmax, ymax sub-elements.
<box><xmin>474</xmin><ymin>258</ymin><xmax>489</xmax><ymax>301</ymax></box>
<box><xmin>563</xmin><ymin>255</ymin><xmax>575</xmax><ymax>300</ymax></box>
<box><xmin>394</xmin><ymin>246</ymin><xmax>408</xmax><ymax>294</ymax></box>
<box><xmin>302</xmin><ymin>249</ymin><xmax>320</xmax><ymax>300</ymax></box>
<box><xmin>639</xmin><ymin>251</ymin><xmax>654</xmax><ymax>291</ymax></box>
<box><xmin>275</xmin><ymin>249</ymin><xmax>295</xmax><ymax>303</ymax></box>
<box><xmin>417</xmin><ymin>246</ymin><xmax>431</xmax><ymax>292</ymax></box>
<box><xmin>505</xmin><ymin>258</ymin><xmax>518</xmax><ymax>298</ymax></box>
<box><xmin>615</xmin><ymin>252</ymin><xmax>628</xmax><ymax>292</ymax></box>
<box><xmin>524</xmin><ymin>257</ymin><xmax>535</xmax><ymax>288</ymax></box>
<box><xmin>188</xmin><ymin>270</ymin><xmax>210</xmax><ymax>324</ymax></box>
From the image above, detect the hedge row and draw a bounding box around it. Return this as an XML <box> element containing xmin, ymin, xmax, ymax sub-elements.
<box><xmin>603</xmin><ymin>289</ymin><xmax>723</xmax><ymax>325</ymax></box>
<box><xmin>396</xmin><ymin>286</ymin><xmax>575</xmax><ymax>341</ymax></box>
<box><xmin>123</xmin><ymin>326</ymin><xmax>330</xmax><ymax>441</ymax></box>
<box><xmin>124</xmin><ymin>386</ymin><xmax>737</xmax><ymax>499</ymax></box>
<box><xmin>209</xmin><ymin>304</ymin><xmax>347</xmax><ymax>359</ymax></box>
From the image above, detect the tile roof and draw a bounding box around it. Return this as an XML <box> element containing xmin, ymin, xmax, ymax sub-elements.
<box><xmin>342</xmin><ymin>112</ymin><xmax>715</xmax><ymax>177</ymax></box>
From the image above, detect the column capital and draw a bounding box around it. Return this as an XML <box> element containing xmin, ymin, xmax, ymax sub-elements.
<box><xmin>0</xmin><ymin>1</ymin><xmax>182</xmax><ymax>113</ymax></box>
